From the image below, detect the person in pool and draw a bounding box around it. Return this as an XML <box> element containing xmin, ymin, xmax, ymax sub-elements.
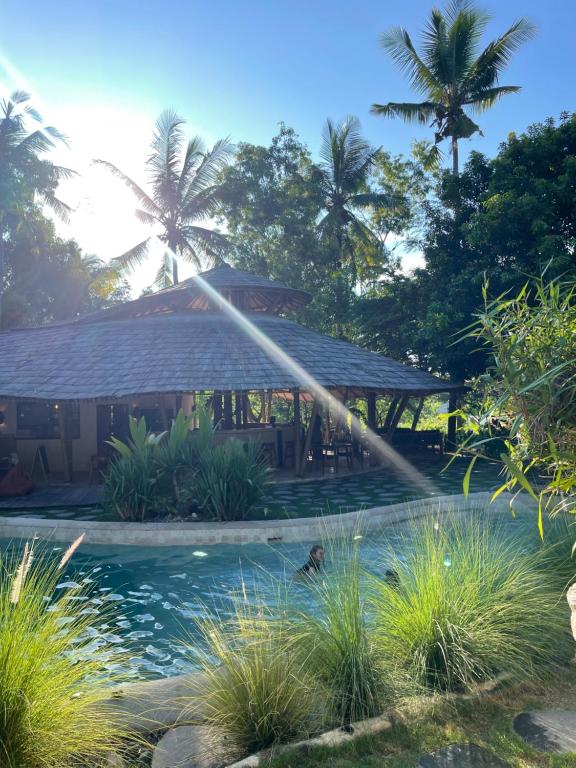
<box><xmin>297</xmin><ymin>545</ymin><xmax>324</xmax><ymax>577</ymax></box>
<box><xmin>385</xmin><ymin>568</ymin><xmax>400</xmax><ymax>586</ymax></box>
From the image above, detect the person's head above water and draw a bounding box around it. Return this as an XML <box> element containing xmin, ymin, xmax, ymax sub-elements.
<box><xmin>309</xmin><ymin>545</ymin><xmax>324</xmax><ymax>565</ymax></box>
<box><xmin>297</xmin><ymin>545</ymin><xmax>325</xmax><ymax>576</ymax></box>
<box><xmin>385</xmin><ymin>568</ymin><xmax>399</xmax><ymax>585</ymax></box>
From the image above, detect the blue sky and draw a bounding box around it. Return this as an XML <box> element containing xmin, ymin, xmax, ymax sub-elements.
<box><xmin>1</xmin><ymin>0</ymin><xmax>574</xmax><ymax>285</ymax></box>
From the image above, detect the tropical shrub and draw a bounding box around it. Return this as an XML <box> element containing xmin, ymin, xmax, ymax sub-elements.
<box><xmin>194</xmin><ymin>438</ymin><xmax>270</xmax><ymax>522</ymax></box>
<box><xmin>103</xmin><ymin>414</ymin><xmax>176</xmax><ymax>521</ymax></box>
<box><xmin>104</xmin><ymin>408</ymin><xmax>270</xmax><ymax>522</ymax></box>
<box><xmin>191</xmin><ymin>596</ymin><xmax>321</xmax><ymax>761</ymax></box>
<box><xmin>370</xmin><ymin>518</ymin><xmax>572</xmax><ymax>694</ymax></box>
<box><xmin>0</xmin><ymin>538</ymin><xmax>132</xmax><ymax>767</ymax></box>
<box><xmin>461</xmin><ymin>277</ymin><xmax>576</xmax><ymax>533</ymax></box>
<box><xmin>290</xmin><ymin>538</ymin><xmax>386</xmax><ymax>724</ymax></box>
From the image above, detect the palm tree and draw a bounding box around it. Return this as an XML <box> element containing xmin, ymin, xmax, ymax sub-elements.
<box><xmin>372</xmin><ymin>1</ymin><xmax>535</xmax><ymax>174</ymax></box>
<box><xmin>95</xmin><ymin>110</ymin><xmax>232</xmax><ymax>286</ymax></box>
<box><xmin>0</xmin><ymin>91</ymin><xmax>73</xmax><ymax>325</ymax></box>
<box><xmin>314</xmin><ymin>116</ymin><xmax>393</xmax><ymax>336</ymax></box>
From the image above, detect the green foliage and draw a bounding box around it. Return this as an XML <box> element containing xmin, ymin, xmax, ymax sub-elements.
<box><xmin>194</xmin><ymin>438</ymin><xmax>270</xmax><ymax>522</ymax></box>
<box><xmin>358</xmin><ymin>116</ymin><xmax>576</xmax><ymax>384</ymax></box>
<box><xmin>372</xmin><ymin>2</ymin><xmax>535</xmax><ymax>173</ymax></box>
<box><xmin>370</xmin><ymin>518</ymin><xmax>571</xmax><ymax>693</ymax></box>
<box><xmin>0</xmin><ymin>541</ymin><xmax>132</xmax><ymax>767</ymax></box>
<box><xmin>95</xmin><ymin>110</ymin><xmax>232</xmax><ymax>285</ymax></box>
<box><xmin>0</xmin><ymin>92</ymin><xmax>126</xmax><ymax>329</ymax></box>
<box><xmin>104</xmin><ymin>409</ymin><xmax>269</xmax><ymax>522</ymax></box>
<box><xmin>191</xmin><ymin>596</ymin><xmax>321</xmax><ymax>761</ymax></box>
<box><xmin>218</xmin><ymin>124</ymin><xmax>424</xmax><ymax>339</ymax></box>
<box><xmin>290</xmin><ymin>539</ymin><xmax>386</xmax><ymax>724</ymax></box>
<box><xmin>461</xmin><ymin>277</ymin><xmax>576</xmax><ymax>528</ymax></box>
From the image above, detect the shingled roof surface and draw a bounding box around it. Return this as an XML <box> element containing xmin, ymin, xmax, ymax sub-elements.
<box><xmin>0</xmin><ymin>312</ymin><xmax>454</xmax><ymax>400</ymax></box>
<box><xmin>78</xmin><ymin>263</ymin><xmax>312</xmax><ymax>322</ymax></box>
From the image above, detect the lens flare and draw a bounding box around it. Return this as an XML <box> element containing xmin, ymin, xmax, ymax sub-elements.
<box><xmin>156</xmin><ymin>239</ymin><xmax>438</xmax><ymax>496</ymax></box>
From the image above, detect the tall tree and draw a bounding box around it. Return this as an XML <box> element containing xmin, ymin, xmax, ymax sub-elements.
<box><xmin>217</xmin><ymin>125</ymin><xmax>336</xmax><ymax>332</ymax></box>
<box><xmin>358</xmin><ymin>114</ymin><xmax>576</xmax><ymax>385</ymax></box>
<box><xmin>0</xmin><ymin>91</ymin><xmax>73</xmax><ymax>324</ymax></box>
<box><xmin>314</xmin><ymin>116</ymin><xmax>393</xmax><ymax>336</ymax></box>
<box><xmin>95</xmin><ymin>110</ymin><xmax>232</xmax><ymax>286</ymax></box>
<box><xmin>372</xmin><ymin>0</ymin><xmax>535</xmax><ymax>174</ymax></box>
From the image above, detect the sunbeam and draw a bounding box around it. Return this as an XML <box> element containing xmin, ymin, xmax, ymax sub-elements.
<box><xmin>155</xmin><ymin>238</ymin><xmax>439</xmax><ymax>496</ymax></box>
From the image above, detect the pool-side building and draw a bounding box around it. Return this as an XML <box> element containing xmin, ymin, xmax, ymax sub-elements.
<box><xmin>0</xmin><ymin>264</ymin><xmax>460</xmax><ymax>481</ymax></box>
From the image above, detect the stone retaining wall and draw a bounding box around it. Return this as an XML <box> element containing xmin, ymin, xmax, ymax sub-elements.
<box><xmin>0</xmin><ymin>492</ymin><xmax>534</xmax><ymax>546</ymax></box>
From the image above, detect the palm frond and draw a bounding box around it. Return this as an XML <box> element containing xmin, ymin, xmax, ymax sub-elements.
<box><xmin>178</xmin><ymin>226</ymin><xmax>230</xmax><ymax>268</ymax></box>
<box><xmin>445</xmin><ymin>3</ymin><xmax>490</xmax><ymax>83</ymax></box>
<box><xmin>464</xmin><ymin>18</ymin><xmax>536</xmax><ymax>92</ymax></box>
<box><xmin>112</xmin><ymin>238</ymin><xmax>153</xmax><ymax>273</ymax></box>
<box><xmin>381</xmin><ymin>27</ymin><xmax>443</xmax><ymax>96</ymax></box>
<box><xmin>92</xmin><ymin>159</ymin><xmax>162</xmax><ymax>218</ymax></box>
<box><xmin>41</xmin><ymin>193</ymin><xmax>73</xmax><ymax>224</ymax></box>
<box><xmin>466</xmin><ymin>85</ymin><xmax>521</xmax><ymax>112</ymax></box>
<box><xmin>180</xmin><ymin>138</ymin><xmax>234</xmax><ymax>206</ymax></box>
<box><xmin>134</xmin><ymin>208</ymin><xmax>158</xmax><ymax>226</ymax></box>
<box><xmin>18</xmin><ymin>128</ymin><xmax>57</xmax><ymax>154</ymax></box>
<box><xmin>148</xmin><ymin>109</ymin><xmax>186</xmax><ymax>210</ymax></box>
<box><xmin>43</xmin><ymin>125</ymin><xmax>69</xmax><ymax>147</ymax></box>
<box><xmin>371</xmin><ymin>101</ymin><xmax>439</xmax><ymax>125</ymax></box>
<box><xmin>421</xmin><ymin>7</ymin><xmax>451</xmax><ymax>84</ymax></box>
<box><xmin>176</xmin><ymin>136</ymin><xmax>205</xmax><ymax>199</ymax></box>
<box><xmin>350</xmin><ymin>191</ymin><xmax>403</xmax><ymax>211</ymax></box>
<box><xmin>154</xmin><ymin>252</ymin><xmax>174</xmax><ymax>289</ymax></box>
<box><xmin>50</xmin><ymin>164</ymin><xmax>77</xmax><ymax>181</ymax></box>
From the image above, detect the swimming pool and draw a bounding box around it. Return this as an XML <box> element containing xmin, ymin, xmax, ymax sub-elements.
<box><xmin>0</xmin><ymin>502</ymin><xmax>540</xmax><ymax>681</ymax></box>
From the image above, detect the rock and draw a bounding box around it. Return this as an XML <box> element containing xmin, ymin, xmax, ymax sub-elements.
<box><xmin>418</xmin><ymin>743</ymin><xmax>511</xmax><ymax>767</ymax></box>
<box><xmin>105</xmin><ymin>754</ymin><xmax>126</xmax><ymax>768</ymax></box>
<box><xmin>103</xmin><ymin>671</ymin><xmax>209</xmax><ymax>734</ymax></box>
<box><xmin>151</xmin><ymin>725</ymin><xmax>220</xmax><ymax>768</ymax></box>
<box><xmin>567</xmin><ymin>584</ymin><xmax>576</xmax><ymax>640</ymax></box>
<box><xmin>513</xmin><ymin>710</ymin><xmax>576</xmax><ymax>754</ymax></box>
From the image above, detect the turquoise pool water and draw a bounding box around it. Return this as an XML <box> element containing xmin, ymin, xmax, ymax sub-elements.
<box><xmin>0</xmin><ymin>504</ymin><xmax>540</xmax><ymax>682</ymax></box>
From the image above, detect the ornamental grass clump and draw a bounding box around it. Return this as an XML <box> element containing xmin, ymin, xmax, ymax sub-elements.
<box><xmin>190</xmin><ymin>591</ymin><xmax>322</xmax><ymax>762</ymax></box>
<box><xmin>290</xmin><ymin>537</ymin><xmax>387</xmax><ymax>725</ymax></box>
<box><xmin>0</xmin><ymin>538</ymin><xmax>132</xmax><ymax>768</ymax></box>
<box><xmin>370</xmin><ymin>518</ymin><xmax>572</xmax><ymax>694</ymax></box>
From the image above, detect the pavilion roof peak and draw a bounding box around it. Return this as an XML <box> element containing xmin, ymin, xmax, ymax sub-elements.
<box><xmin>75</xmin><ymin>262</ymin><xmax>312</xmax><ymax>325</ymax></box>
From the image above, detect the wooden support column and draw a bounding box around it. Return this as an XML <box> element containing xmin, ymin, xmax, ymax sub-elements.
<box><xmin>292</xmin><ymin>388</ymin><xmax>302</xmax><ymax>477</ymax></box>
<box><xmin>366</xmin><ymin>392</ymin><xmax>377</xmax><ymax>431</ymax></box>
<box><xmin>57</xmin><ymin>401</ymin><xmax>73</xmax><ymax>483</ymax></box>
<box><xmin>223</xmin><ymin>393</ymin><xmax>234</xmax><ymax>430</ymax></box>
<box><xmin>383</xmin><ymin>396</ymin><xmax>400</xmax><ymax>432</ymax></box>
<box><xmin>242</xmin><ymin>392</ymin><xmax>249</xmax><ymax>425</ymax></box>
<box><xmin>213</xmin><ymin>392</ymin><xmax>223</xmax><ymax>427</ymax></box>
<box><xmin>299</xmin><ymin>398</ymin><xmax>321</xmax><ymax>476</ymax></box>
<box><xmin>388</xmin><ymin>394</ymin><xmax>410</xmax><ymax>435</ymax></box>
<box><xmin>411</xmin><ymin>397</ymin><xmax>425</xmax><ymax>431</ymax></box>
<box><xmin>234</xmin><ymin>391</ymin><xmax>242</xmax><ymax>429</ymax></box>
<box><xmin>366</xmin><ymin>392</ymin><xmax>378</xmax><ymax>466</ymax></box>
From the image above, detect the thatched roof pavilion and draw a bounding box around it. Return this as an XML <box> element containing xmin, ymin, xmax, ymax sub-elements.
<box><xmin>0</xmin><ymin>264</ymin><xmax>459</xmax><ymax>479</ymax></box>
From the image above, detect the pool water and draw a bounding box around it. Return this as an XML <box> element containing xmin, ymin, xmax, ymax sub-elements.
<box><xmin>1</xmin><ymin>505</ymin><xmax>539</xmax><ymax>682</ymax></box>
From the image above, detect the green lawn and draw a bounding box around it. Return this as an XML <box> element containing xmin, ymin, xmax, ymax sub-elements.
<box><xmin>266</xmin><ymin>669</ymin><xmax>576</xmax><ymax>768</ymax></box>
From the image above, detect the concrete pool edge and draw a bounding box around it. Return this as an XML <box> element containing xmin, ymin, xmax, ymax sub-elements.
<box><xmin>0</xmin><ymin>492</ymin><xmax>535</xmax><ymax>546</ymax></box>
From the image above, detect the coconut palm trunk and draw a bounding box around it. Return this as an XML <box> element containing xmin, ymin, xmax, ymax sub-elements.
<box><xmin>451</xmin><ymin>135</ymin><xmax>459</xmax><ymax>176</ymax></box>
